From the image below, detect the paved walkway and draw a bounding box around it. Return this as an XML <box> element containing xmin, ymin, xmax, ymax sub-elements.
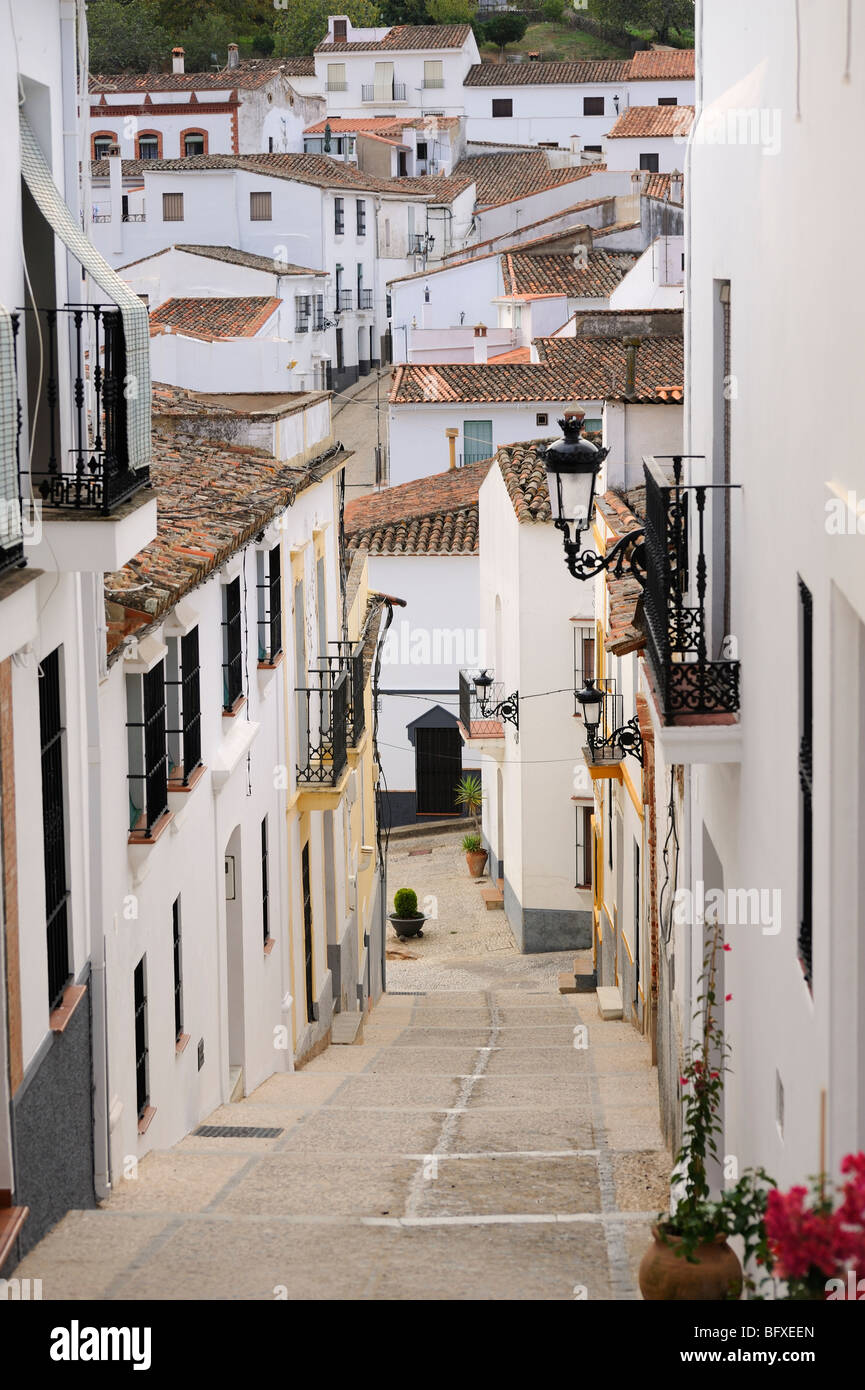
<box><xmin>16</xmin><ymin>833</ymin><xmax>670</xmax><ymax>1300</ymax></box>
<box><xmin>333</xmin><ymin>367</ymin><xmax>389</xmax><ymax>500</ymax></box>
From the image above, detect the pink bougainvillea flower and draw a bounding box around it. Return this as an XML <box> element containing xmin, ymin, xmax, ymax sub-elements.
<box><xmin>725</xmin><ymin>993</ymin><xmax>733</xmax><ymax>1001</ymax></box>
<box><xmin>723</xmin><ymin>943</ymin><xmax>732</xmax><ymax>951</ymax></box>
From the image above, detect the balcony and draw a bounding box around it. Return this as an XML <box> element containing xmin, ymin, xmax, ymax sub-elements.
<box><xmin>422</xmin><ymin>78</ymin><xmax>445</xmax><ymax>88</ymax></box>
<box><xmin>296</xmin><ymin>668</ymin><xmax>349</xmax><ymax>786</ymax></box>
<box><xmin>337</xmin><ymin>289</ymin><xmax>353</xmax><ymax>312</ymax></box>
<box><xmin>358</xmin><ymin>288</ymin><xmax>373</xmax><ymax>311</ymax></box>
<box><xmin>458</xmin><ymin>669</ymin><xmax>518</xmax><ymax>746</ymax></box>
<box><xmin>361</xmin><ymin>82</ymin><xmax>406</xmax><ymax>102</ymax></box>
<box><xmin>325</xmin><ymin>641</ymin><xmax>367</xmax><ymax>745</ymax></box>
<box><xmin>326</xmin><ymin>81</ymin><xmax>348</xmax><ymax>91</ymax></box>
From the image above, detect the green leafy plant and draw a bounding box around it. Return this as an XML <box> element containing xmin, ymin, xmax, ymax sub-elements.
<box><xmin>393</xmin><ymin>888</ymin><xmax>419</xmax><ymax>919</ymax></box>
<box><xmin>274</xmin><ymin>0</ymin><xmax>381</xmax><ymax>57</ymax></box>
<box><xmin>462</xmin><ymin>833</ymin><xmax>483</xmax><ymax>853</ymax></box>
<box><xmin>481</xmin><ymin>12</ymin><xmax>529</xmax><ymax>55</ymax></box>
<box><xmin>658</xmin><ymin>918</ymin><xmax>775</xmax><ymax>1295</ymax></box>
<box><xmin>454</xmin><ymin>773</ymin><xmax>483</xmax><ymax>821</ymax></box>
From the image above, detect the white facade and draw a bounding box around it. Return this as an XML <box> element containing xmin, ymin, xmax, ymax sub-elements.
<box><xmin>316</xmin><ymin>17</ymin><xmax>480</xmax><ymax>120</ymax></box>
<box><xmin>462</xmin><ymin>76</ymin><xmax>694</xmax><ymax>150</ymax></box>
<box><xmin>604</xmin><ymin>132</ymin><xmax>688</xmax><ymax>174</ymax></box>
<box><xmin>607</xmin><ymin>235</ymin><xmax>684</xmax><ymax>309</ymax></box>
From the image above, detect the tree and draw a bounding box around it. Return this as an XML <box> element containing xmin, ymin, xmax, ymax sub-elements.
<box><xmin>273</xmin><ymin>0</ymin><xmax>381</xmax><ymax>58</ymax></box>
<box><xmin>87</xmin><ymin>0</ymin><xmax>170</xmax><ymax>72</ymax></box>
<box><xmin>172</xmin><ymin>14</ymin><xmax>236</xmax><ymax>71</ymax></box>
<box><xmin>481</xmin><ymin>13</ymin><xmax>528</xmax><ymax>56</ymax></box>
<box><xmin>378</xmin><ymin>0</ymin><xmax>429</xmax><ymax>22</ymax></box>
<box><xmin>591</xmin><ymin>0</ymin><xmax>694</xmax><ymax>44</ymax></box>
<box><xmin>426</xmin><ymin>0</ymin><xmax>477</xmax><ymax>23</ymax></box>
<box><xmin>541</xmin><ymin>0</ymin><xmax>566</xmax><ymax>21</ymax></box>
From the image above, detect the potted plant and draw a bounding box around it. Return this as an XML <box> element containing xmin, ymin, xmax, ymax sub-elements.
<box><xmin>454</xmin><ymin>773</ymin><xmax>483</xmax><ymax>828</ymax></box>
<box><xmin>639</xmin><ymin>921</ymin><xmax>774</xmax><ymax>1300</ymax></box>
<box><xmin>462</xmin><ymin>832</ymin><xmax>488</xmax><ymax>878</ymax></box>
<box><xmin>765</xmin><ymin>1152</ymin><xmax>865</xmax><ymax>1299</ymax></box>
<box><xmin>388</xmin><ymin>888</ymin><xmax>426</xmax><ymax>941</ymax></box>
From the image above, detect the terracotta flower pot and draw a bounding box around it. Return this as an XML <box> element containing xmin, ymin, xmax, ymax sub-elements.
<box><xmin>639</xmin><ymin>1225</ymin><xmax>743</xmax><ymax>1301</ymax></box>
<box><xmin>466</xmin><ymin>850</ymin><xmax>488</xmax><ymax>878</ymax></box>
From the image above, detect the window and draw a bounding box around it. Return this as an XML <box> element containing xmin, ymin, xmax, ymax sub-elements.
<box><xmin>356</xmin><ymin>198</ymin><xmax>366</xmax><ymax>235</ymax></box>
<box><xmin>334</xmin><ymin>196</ymin><xmax>344</xmax><ymax>235</ymax></box>
<box><xmin>172</xmin><ymin>898</ymin><xmax>183</xmax><ymax>1041</ymax></box>
<box><xmin>583</xmin><ymin>417</ymin><xmax>603</xmax><ymax>437</ymax></box>
<box><xmin>798</xmin><ymin>577</ymin><xmax>813</xmax><ymax>989</ymax></box>
<box><xmin>138</xmin><ymin>133</ymin><xmax>159</xmax><ymax>159</ymax></box>
<box><xmin>134</xmin><ymin>957</ymin><xmax>149</xmax><ymax>1118</ymax></box>
<box><xmin>93</xmin><ymin>134</ymin><xmax>115</xmax><ymax>159</ymax></box>
<box><xmin>335</xmin><ymin>325</ymin><xmax>344</xmax><ymax>371</ymax></box>
<box><xmin>582</xmin><ymin>633</ymin><xmax>596</xmax><ymax>683</ymax></box>
<box><xmin>657</xmin><ymin>96</ymin><xmax>678</xmax><ymax>105</ymax></box>
<box><xmin>373</xmin><ymin>61</ymin><xmax>394</xmax><ymax>101</ymax></box>
<box><xmin>250</xmin><ymin>190</ymin><xmax>272</xmax><ymax>221</ymax></box>
<box><xmin>261</xmin><ymin>817</ymin><xmax>270</xmax><ymax>946</ymax></box>
<box><xmin>257</xmin><ymin>544</ymin><xmax>283</xmax><ymax>663</ymax></box>
<box><xmin>165</xmin><ymin>627</ymin><xmax>201</xmax><ymax>787</ymax></box>
<box><xmin>463</xmin><ymin>419</ymin><xmax>493</xmax><ymax>465</ymax></box>
<box><xmin>183</xmin><ymin>131</ymin><xmax>206</xmax><ymax>156</ymax></box>
<box><xmin>295</xmin><ymin>294</ymin><xmax>311</xmax><ymax>332</ymax></box>
<box><xmin>536</xmin><ymin>412</ymin><xmax>548</xmax><ymax>428</ymax></box>
<box><xmin>162</xmin><ymin>192</ymin><xmax>184</xmax><ymax>221</ymax></box>
<box><xmin>583</xmin><ymin>144</ymin><xmax>603</xmax><ymax>155</ymax></box>
<box><xmin>326</xmin><ymin>61</ymin><xmax>347</xmax><ymax>91</ymax></box>
<box><xmin>639</xmin><ymin>153</ymin><xmax>660</xmax><ymax>172</ymax></box>
<box><xmin>512</xmin><ymin>305</ymin><xmax>522</xmax><ymax>330</ymax></box>
<box><xmin>633</xmin><ymin>839</ymin><xmax>641</xmax><ymax>1004</ymax></box>
<box><xmin>384</xmin><ymin>218</ymin><xmax>391</xmax><ymax>250</ymax></box>
<box><xmin>576</xmin><ymin>805</ymin><xmax>594</xmax><ymax>888</ymax></box>
<box><xmin>268</xmin><ymin>136</ymin><xmax>274</xmax><ymax>152</ymax></box>
<box><xmin>332</xmin><ymin>18</ymin><xmax>347</xmax><ymax>41</ymax></box>
<box><xmin>583</xmin><ymin>96</ymin><xmax>604</xmax><ymax>115</ymax></box>
<box><xmin>313</xmin><ymin>293</ymin><xmax>325</xmax><ymax>331</ymax></box>
<box><xmin>492</xmin><ymin>99</ymin><xmax>513</xmax><ymax>118</ymax></box>
<box><xmin>40</xmin><ymin>647</ymin><xmax>70</xmax><ymax>1009</ymax></box>
<box><xmin>127</xmin><ymin>661</ymin><xmax>169</xmax><ymax>838</ymax></box>
<box><xmin>607</xmin><ymin>782</ymin><xmax>613</xmax><ymax>870</ymax></box>
<box><xmin>416</xmin><ymin>140</ymin><xmax>428</xmax><ymax>160</ymax></box>
<box><xmin>423</xmin><ymin>59</ymin><xmax>444</xmax><ymax>88</ymax></box>
<box><xmin>222</xmin><ymin>577</ymin><xmax>243</xmax><ymax>711</ymax></box>
<box><xmin>302</xmin><ymin>842</ymin><xmax>315</xmax><ymax>1021</ymax></box>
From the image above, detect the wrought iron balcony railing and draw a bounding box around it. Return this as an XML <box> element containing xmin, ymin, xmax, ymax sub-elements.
<box><xmin>296</xmin><ymin>668</ymin><xmax>349</xmax><ymax>785</ymax></box>
<box><xmin>361</xmin><ymin>82</ymin><xmax>406</xmax><ymax>102</ymax></box>
<box><xmin>337</xmin><ymin>289</ymin><xmax>353</xmax><ymax>312</ymax></box>
<box><xmin>459</xmin><ymin>669</ymin><xmax>518</xmax><ymax>737</ymax></box>
<box><xmin>358</xmin><ymin>288</ymin><xmax>373</xmax><ymax>310</ymax></box>
<box><xmin>15</xmin><ymin>304</ymin><xmax>150</xmax><ymax>516</ymax></box>
<box><xmin>324</xmin><ymin>640</ymin><xmax>367</xmax><ymax>745</ymax></box>
<box><xmin>642</xmin><ymin>457</ymin><xmax>740</xmax><ymax>722</ymax></box>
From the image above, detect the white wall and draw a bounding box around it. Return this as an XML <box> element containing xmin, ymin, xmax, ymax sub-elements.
<box><xmin>603</xmin><ymin>400</ymin><xmax>684</xmax><ymax>491</ymax></box>
<box><xmin>608</xmin><ymin>236</ymin><xmax>684</xmax><ymax>310</ymax></box>
<box><xmin>316</xmin><ymin>31</ymin><xmax>479</xmax><ymax>120</ymax></box>
<box><xmin>604</xmin><ymin>133</ymin><xmax>686</xmax><ymax>173</ymax></box>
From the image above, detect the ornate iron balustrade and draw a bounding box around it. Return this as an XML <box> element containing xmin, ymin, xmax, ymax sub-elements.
<box><xmin>15</xmin><ymin>304</ymin><xmax>150</xmax><ymax>515</ymax></box>
<box><xmin>459</xmin><ymin>669</ymin><xmax>518</xmax><ymax>736</ymax></box>
<box><xmin>642</xmin><ymin>457</ymin><xmax>740</xmax><ymax>722</ymax></box>
<box><xmin>362</xmin><ymin>83</ymin><xmax>406</xmax><ymax>102</ymax></box>
<box><xmin>359</xmin><ymin>288</ymin><xmax>373</xmax><ymax>310</ymax></box>
<box><xmin>337</xmin><ymin>289</ymin><xmax>353</xmax><ymax>312</ymax></box>
<box><xmin>580</xmin><ymin>677</ymin><xmax>643</xmax><ymax>766</ymax></box>
<box><xmin>296</xmin><ymin>668</ymin><xmax>349</xmax><ymax>785</ymax></box>
<box><xmin>323</xmin><ymin>640</ymin><xmax>367</xmax><ymax>745</ymax></box>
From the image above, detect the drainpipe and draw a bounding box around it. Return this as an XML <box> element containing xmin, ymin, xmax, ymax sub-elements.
<box><xmin>445</xmin><ymin>427</ymin><xmax>458</xmax><ymax>470</ymax></box>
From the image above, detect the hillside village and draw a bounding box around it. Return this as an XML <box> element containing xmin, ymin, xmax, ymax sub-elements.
<box><xmin>1</xmin><ymin>0</ymin><xmax>864</xmax><ymax>1335</ymax></box>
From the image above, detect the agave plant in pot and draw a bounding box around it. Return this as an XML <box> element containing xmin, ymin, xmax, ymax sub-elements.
<box><xmin>639</xmin><ymin>920</ymin><xmax>774</xmax><ymax>1300</ymax></box>
<box><xmin>388</xmin><ymin>888</ymin><xmax>426</xmax><ymax>941</ymax></box>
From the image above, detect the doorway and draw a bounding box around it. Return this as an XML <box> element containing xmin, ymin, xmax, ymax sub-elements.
<box><xmin>301</xmin><ymin>841</ymin><xmax>315</xmax><ymax>1022</ymax></box>
<box><xmin>225</xmin><ymin>825</ymin><xmax>245</xmax><ymax>1077</ymax></box>
<box><xmin>415</xmin><ymin>726</ymin><xmax>462</xmax><ymax>816</ymax></box>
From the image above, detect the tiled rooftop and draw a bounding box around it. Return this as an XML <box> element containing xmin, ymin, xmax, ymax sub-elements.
<box><xmin>451</xmin><ymin>151</ymin><xmax>599</xmax><ymax>208</ymax></box>
<box><xmin>596</xmin><ymin>488</ymin><xmax>647</xmax><ymax>656</ymax></box>
<box><xmin>150</xmin><ymin>296</ymin><xmax>281</xmax><ymax>340</ymax></box>
<box><xmin>464</xmin><ymin>58</ymin><xmax>632</xmax><ymax>86</ymax></box>
<box><xmin>629</xmin><ymin>48</ymin><xmax>695</xmax><ymax>79</ymax></box>
<box><xmin>501</xmin><ymin>249</ymin><xmax>636</xmax><ymax>299</ymax></box>
<box><xmin>304</xmin><ymin>115</ymin><xmax>460</xmax><ymax>135</ymax></box>
<box><xmin>316</xmin><ymin>24</ymin><xmax>472</xmax><ymax>52</ymax></box>
<box><xmin>643</xmin><ymin>171</ymin><xmax>684</xmax><ymax>202</ymax></box>
<box><xmin>119</xmin><ymin>244</ymin><xmax>324</xmax><ymax>277</ymax></box>
<box><xmin>90</xmin><ymin>56</ymin><xmax>315</xmax><ymax>93</ymax></box>
<box><xmin>606</xmin><ymin>104</ymin><xmax>695</xmax><ymax>138</ymax></box>
<box><xmin>344</xmin><ymin>460</ymin><xmax>491</xmax><ymax>556</ymax></box>
<box><xmin>495</xmin><ymin>441</ymin><xmax>554</xmax><ymax>523</ymax></box>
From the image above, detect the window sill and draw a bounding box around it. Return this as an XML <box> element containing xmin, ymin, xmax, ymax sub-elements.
<box><xmin>257</xmin><ymin>652</ymin><xmax>284</xmax><ymax>672</ymax></box>
<box><xmin>222</xmin><ymin>695</ymin><xmax>247</xmax><ymax>719</ymax></box>
<box><xmin>175</xmin><ymin>1033</ymin><xmax>191</xmax><ymax>1056</ymax></box>
<box><xmin>167</xmin><ymin>763</ymin><xmax>206</xmax><ymax>796</ymax></box>
<box><xmin>49</xmin><ymin>983</ymin><xmax>87</xmax><ymax>1035</ymax></box>
<box><xmin>128</xmin><ymin>808</ymin><xmax>174</xmax><ymax>847</ymax></box>
<box><xmin>138</xmin><ymin>1105</ymin><xmax>157</xmax><ymax>1136</ymax></box>
<box><xmin>264</xmin><ymin>936</ymin><xmax>276</xmax><ymax>956</ymax></box>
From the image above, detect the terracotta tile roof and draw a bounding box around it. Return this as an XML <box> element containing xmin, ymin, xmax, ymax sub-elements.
<box><xmin>595</xmin><ymin>488</ymin><xmax>647</xmax><ymax>655</ymax></box>
<box><xmin>304</xmin><ymin>115</ymin><xmax>459</xmax><ymax>135</ymax></box>
<box><xmin>606</xmin><ymin>104</ymin><xmax>694</xmax><ymax>138</ymax></box>
<box><xmin>316</xmin><ymin>24</ymin><xmax>471</xmax><ymax>52</ymax></box>
<box><xmin>464</xmin><ymin>58</ymin><xmax>632</xmax><ymax>86</ymax></box>
<box><xmin>105</xmin><ymin>430</ymin><xmax>342</xmax><ymax>653</ymax></box>
<box><xmin>452</xmin><ymin>151</ymin><xmax>599</xmax><ymax>208</ymax></box>
<box><xmin>90</xmin><ymin>57</ymin><xmax>314</xmax><ymax>93</ymax></box>
<box><xmin>495</xmin><ymin>441</ymin><xmax>553</xmax><ymax>523</ymax></box>
<box><xmin>489</xmin><ymin>345</ymin><xmax>531</xmax><ymax>362</ymax></box>
<box><xmin>391</xmin><ymin>331</ymin><xmax>683</xmax><ymax>405</ymax></box>
<box><xmin>591</xmin><ymin>220</ymin><xmax>642</xmax><ymax>239</ymax></box>
<box><xmin>150</xmin><ymin>381</ymin><xmax>327</xmax><ymax>419</ymax></box>
<box><xmin>643</xmin><ymin>171</ymin><xmax>683</xmax><ymax>202</ymax></box>
<box><xmin>389</xmin><ymin>213</ymin><xmax>608</xmax><ymax>284</ymax></box>
<box><xmin>501</xmin><ymin>249</ymin><xmax>636</xmax><ymax>298</ymax></box>
<box><xmin>119</xmin><ymin>243</ymin><xmax>324</xmax><ymax>277</ymax></box>
<box><xmin>150</xmin><ymin>296</ymin><xmax>281</xmax><ymax>340</ymax></box>
<box><xmin>629</xmin><ymin>48</ymin><xmax>694</xmax><ymax>79</ymax></box>
<box><xmin>91</xmin><ymin>153</ymin><xmax>472</xmax><ymax>202</ymax></box>
<box><xmin>344</xmin><ymin>460</ymin><xmax>490</xmax><ymax>556</ymax></box>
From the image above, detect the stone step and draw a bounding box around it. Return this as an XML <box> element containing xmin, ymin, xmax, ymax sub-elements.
<box><xmin>596</xmin><ymin>986</ymin><xmax>624</xmax><ymax>1021</ymax></box>
<box><xmin>557</xmin><ymin>972</ymin><xmax>578</xmax><ymax>995</ymax></box>
<box><xmin>331</xmin><ymin>1012</ymin><xmax>364</xmax><ymax>1045</ymax></box>
<box><xmin>480</xmin><ymin>884</ymin><xmax>504</xmax><ymax>911</ymax></box>
<box><xmin>228</xmin><ymin>1066</ymin><xmax>244</xmax><ymax>1103</ymax></box>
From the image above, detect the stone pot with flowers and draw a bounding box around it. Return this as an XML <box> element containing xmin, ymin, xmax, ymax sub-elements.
<box><xmin>388</xmin><ymin>888</ymin><xmax>426</xmax><ymax>941</ymax></box>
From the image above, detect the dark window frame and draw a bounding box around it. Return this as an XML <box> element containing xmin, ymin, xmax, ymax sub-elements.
<box><xmin>165</xmin><ymin>627</ymin><xmax>202</xmax><ymax>787</ymax></box>
<box><xmin>334</xmin><ymin>196</ymin><xmax>345</xmax><ymax>235</ymax></box>
<box><xmin>639</xmin><ymin>153</ymin><xmax>660</xmax><ymax>172</ymax></box>
<box><xmin>250</xmin><ymin>190</ymin><xmax>273</xmax><ymax>221</ymax></box>
<box><xmin>172</xmin><ymin>897</ymin><xmax>184</xmax><ymax>1041</ymax></box>
<box><xmin>583</xmin><ymin>96</ymin><xmax>605</xmax><ymax>116</ymax></box>
<box><xmin>257</xmin><ymin>544</ymin><xmax>283</xmax><ymax>664</ymax></box>
<box><xmin>356</xmin><ymin>198</ymin><xmax>366</xmax><ymax>236</ymax></box>
<box><xmin>491</xmin><ymin>98</ymin><xmax>513</xmax><ymax>118</ymax></box>
<box><xmin>162</xmin><ymin>191</ymin><xmax>184</xmax><ymax>221</ymax></box>
<box><xmin>40</xmin><ymin>647</ymin><xmax>71</xmax><ymax>1009</ymax></box>
<box><xmin>261</xmin><ymin>816</ymin><xmax>270</xmax><ymax>946</ymax></box>
<box><xmin>134</xmin><ymin>956</ymin><xmax>149</xmax><ymax>1118</ymax></box>
<box><xmin>127</xmin><ymin>660</ymin><xmax>169</xmax><ymax>837</ymax></box>
<box><xmin>222</xmin><ymin>577</ymin><xmax>243</xmax><ymax>711</ymax></box>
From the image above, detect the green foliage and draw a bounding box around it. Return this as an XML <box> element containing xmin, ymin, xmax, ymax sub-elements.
<box><xmin>87</xmin><ymin>0</ymin><xmax>170</xmax><ymax>73</ymax></box>
<box><xmin>541</xmin><ymin>0</ymin><xmax>566</xmax><ymax>20</ymax></box>
<box><xmin>274</xmin><ymin>0</ymin><xmax>381</xmax><ymax>58</ymax></box>
<box><xmin>171</xmin><ymin>14</ymin><xmax>236</xmax><ymax>72</ymax></box>
<box><xmin>454</xmin><ymin>773</ymin><xmax>483</xmax><ymax>818</ymax></box>
<box><xmin>426</xmin><ymin>0</ymin><xmax>477</xmax><ymax>23</ymax></box>
<box><xmin>591</xmin><ymin>0</ymin><xmax>694</xmax><ymax>43</ymax></box>
<box><xmin>393</xmin><ymin>888</ymin><xmax>419</xmax><ymax>918</ymax></box>
<box><xmin>379</xmin><ymin>0</ymin><xmax>429</xmax><ymax>22</ymax></box>
<box><xmin>481</xmin><ymin>12</ymin><xmax>529</xmax><ymax>54</ymax></box>
<box><xmin>462</xmin><ymin>834</ymin><xmax>483</xmax><ymax>853</ymax></box>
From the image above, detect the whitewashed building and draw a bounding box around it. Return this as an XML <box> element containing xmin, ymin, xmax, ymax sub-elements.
<box><xmin>316</xmin><ymin>17</ymin><xmax>480</xmax><ymax>120</ymax></box>
<box><xmin>604</xmin><ymin>104</ymin><xmax>694</xmax><ymax>174</ymax></box>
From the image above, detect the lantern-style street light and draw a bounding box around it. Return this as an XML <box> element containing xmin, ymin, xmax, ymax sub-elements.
<box><xmin>576</xmin><ymin>677</ymin><xmax>643</xmax><ymax>765</ymax></box>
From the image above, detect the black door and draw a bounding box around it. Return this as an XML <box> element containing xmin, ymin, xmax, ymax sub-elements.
<box><xmin>302</xmin><ymin>842</ymin><xmax>315</xmax><ymax>1022</ymax></box>
<box><xmin>415</xmin><ymin>726</ymin><xmax>462</xmax><ymax>816</ymax></box>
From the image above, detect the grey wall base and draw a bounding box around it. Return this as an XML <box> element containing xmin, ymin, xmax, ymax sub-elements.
<box><xmin>502</xmin><ymin>875</ymin><xmax>592</xmax><ymax>953</ymax></box>
<box><xmin>9</xmin><ymin>972</ymin><xmax>97</xmax><ymax>1264</ymax></box>
<box><xmin>328</xmin><ymin>915</ymin><xmax>359</xmax><ymax>1016</ymax></box>
<box><xmin>295</xmin><ymin>969</ymin><xmax>334</xmax><ymax>1064</ymax></box>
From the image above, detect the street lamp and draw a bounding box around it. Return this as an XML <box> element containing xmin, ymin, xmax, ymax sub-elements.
<box><xmin>472</xmin><ymin>669</ymin><xmax>519</xmax><ymax>730</ymax></box>
<box><xmin>576</xmin><ymin>677</ymin><xmax>643</xmax><ymax>766</ymax></box>
<box><xmin>541</xmin><ymin>410</ymin><xmax>646</xmax><ymax>582</ymax></box>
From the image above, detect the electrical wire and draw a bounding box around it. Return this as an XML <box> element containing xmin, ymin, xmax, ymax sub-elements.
<box><xmin>658</xmin><ymin>765</ymin><xmax>680</xmax><ymax>950</ymax></box>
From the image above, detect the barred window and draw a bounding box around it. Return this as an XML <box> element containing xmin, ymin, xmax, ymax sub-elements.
<box><xmin>165</xmin><ymin>627</ymin><xmax>201</xmax><ymax>787</ymax></box>
<box><xmin>222</xmin><ymin>578</ymin><xmax>243</xmax><ymax>711</ymax></box>
<box><xmin>126</xmin><ymin>661</ymin><xmax>169</xmax><ymax>837</ymax></box>
<box><xmin>334</xmin><ymin>196</ymin><xmax>344</xmax><ymax>235</ymax></box>
<box><xmin>295</xmin><ymin>294</ymin><xmax>311</xmax><ymax>332</ymax></box>
<box><xmin>257</xmin><ymin>544</ymin><xmax>283</xmax><ymax>664</ymax></box>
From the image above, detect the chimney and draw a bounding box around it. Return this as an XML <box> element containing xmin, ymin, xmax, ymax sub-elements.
<box><xmin>172</xmin><ymin>46</ymin><xmax>185</xmax><ymax>75</ymax></box>
<box><xmin>227</xmin><ymin>42</ymin><xmax>240</xmax><ymax>69</ymax></box>
<box><xmin>446</xmin><ymin>427</ymin><xmax>458</xmax><ymax>471</ymax></box>
<box><xmin>623</xmin><ymin>335</ymin><xmax>641</xmax><ymax>401</ymax></box>
<box><xmin>670</xmin><ymin>169</ymin><xmax>683</xmax><ymax>203</ymax></box>
<box><xmin>473</xmin><ymin>323</ymin><xmax>488</xmax><ymax>364</ymax></box>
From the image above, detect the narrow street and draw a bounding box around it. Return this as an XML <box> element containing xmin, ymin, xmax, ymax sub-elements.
<box><xmin>333</xmin><ymin>368</ymin><xmax>390</xmax><ymax>500</ymax></box>
<box><xmin>15</xmin><ymin>832</ymin><xmax>669</xmax><ymax>1300</ymax></box>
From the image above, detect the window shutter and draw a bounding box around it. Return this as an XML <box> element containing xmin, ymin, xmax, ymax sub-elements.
<box><xmin>424</xmin><ymin>60</ymin><xmax>443</xmax><ymax>87</ymax></box>
<box><xmin>374</xmin><ymin>61</ymin><xmax>394</xmax><ymax>101</ymax></box>
<box><xmin>327</xmin><ymin>62</ymin><xmax>346</xmax><ymax>90</ymax></box>
<box><xmin>250</xmin><ymin>191</ymin><xmax>272</xmax><ymax>221</ymax></box>
<box><xmin>163</xmin><ymin>192</ymin><xmax>184</xmax><ymax>222</ymax></box>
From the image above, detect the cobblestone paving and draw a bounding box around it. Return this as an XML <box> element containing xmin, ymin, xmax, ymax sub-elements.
<box><xmin>15</xmin><ymin>830</ymin><xmax>670</xmax><ymax>1300</ymax></box>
